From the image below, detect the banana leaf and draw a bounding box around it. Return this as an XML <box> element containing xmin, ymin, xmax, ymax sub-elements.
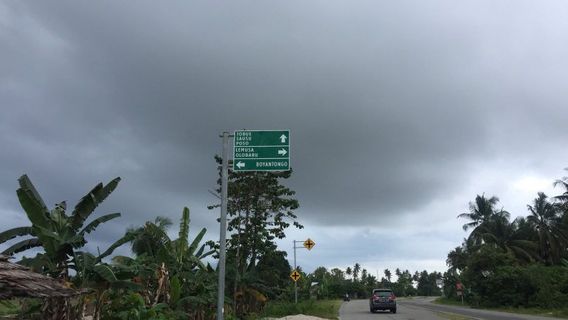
<box><xmin>0</xmin><ymin>226</ymin><xmax>33</xmax><ymax>244</ymax></box>
<box><xmin>1</xmin><ymin>238</ymin><xmax>42</xmax><ymax>255</ymax></box>
<box><xmin>94</xmin><ymin>264</ymin><xmax>118</xmax><ymax>282</ymax></box>
<box><xmin>79</xmin><ymin>212</ymin><xmax>121</xmax><ymax>235</ymax></box>
<box><xmin>70</xmin><ymin>177</ymin><xmax>121</xmax><ymax>231</ymax></box>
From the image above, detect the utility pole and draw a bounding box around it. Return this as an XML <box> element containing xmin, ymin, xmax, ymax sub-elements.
<box><xmin>217</xmin><ymin>132</ymin><xmax>230</xmax><ymax>320</ymax></box>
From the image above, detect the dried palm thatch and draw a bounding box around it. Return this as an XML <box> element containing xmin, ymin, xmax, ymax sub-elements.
<box><xmin>0</xmin><ymin>255</ymin><xmax>77</xmax><ymax>299</ymax></box>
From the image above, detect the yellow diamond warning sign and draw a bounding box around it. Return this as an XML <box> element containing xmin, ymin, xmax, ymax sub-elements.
<box><xmin>290</xmin><ymin>270</ymin><xmax>301</xmax><ymax>282</ymax></box>
<box><xmin>303</xmin><ymin>238</ymin><xmax>315</xmax><ymax>250</ymax></box>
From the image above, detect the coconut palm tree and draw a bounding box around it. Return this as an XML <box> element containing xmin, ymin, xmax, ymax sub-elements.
<box><xmin>473</xmin><ymin>214</ymin><xmax>537</xmax><ymax>263</ymax></box>
<box><xmin>553</xmin><ymin>170</ymin><xmax>568</xmax><ymax>207</ymax></box>
<box><xmin>527</xmin><ymin>192</ymin><xmax>566</xmax><ymax>265</ymax></box>
<box><xmin>384</xmin><ymin>269</ymin><xmax>392</xmax><ymax>283</ymax></box>
<box><xmin>458</xmin><ymin>194</ymin><xmax>501</xmax><ymax>232</ymax></box>
<box><xmin>353</xmin><ymin>263</ymin><xmax>361</xmax><ymax>282</ymax></box>
<box><xmin>130</xmin><ymin>216</ymin><xmax>173</xmax><ymax>258</ymax></box>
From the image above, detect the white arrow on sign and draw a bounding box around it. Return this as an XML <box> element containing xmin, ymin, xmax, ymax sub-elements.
<box><xmin>236</xmin><ymin>162</ymin><xmax>245</xmax><ymax>169</ymax></box>
<box><xmin>280</xmin><ymin>134</ymin><xmax>287</xmax><ymax>143</ymax></box>
<box><xmin>278</xmin><ymin>148</ymin><xmax>287</xmax><ymax>156</ymax></box>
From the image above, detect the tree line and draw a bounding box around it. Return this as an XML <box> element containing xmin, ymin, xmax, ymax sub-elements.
<box><xmin>443</xmin><ymin>170</ymin><xmax>568</xmax><ymax>308</ymax></box>
<box><xmin>0</xmin><ymin>159</ymin><xmax>303</xmax><ymax>320</ymax></box>
<box><xmin>290</xmin><ymin>264</ymin><xmax>442</xmax><ymax>300</ymax></box>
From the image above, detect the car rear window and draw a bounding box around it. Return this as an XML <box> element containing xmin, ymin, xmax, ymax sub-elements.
<box><xmin>373</xmin><ymin>290</ymin><xmax>392</xmax><ymax>297</ymax></box>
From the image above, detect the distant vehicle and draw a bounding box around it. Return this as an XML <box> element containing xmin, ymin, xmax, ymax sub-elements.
<box><xmin>343</xmin><ymin>293</ymin><xmax>350</xmax><ymax>302</ymax></box>
<box><xmin>369</xmin><ymin>288</ymin><xmax>396</xmax><ymax>313</ymax></box>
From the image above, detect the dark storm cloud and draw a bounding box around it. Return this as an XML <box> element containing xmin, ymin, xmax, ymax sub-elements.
<box><xmin>2</xmin><ymin>1</ymin><xmax>568</xmax><ymax>270</ymax></box>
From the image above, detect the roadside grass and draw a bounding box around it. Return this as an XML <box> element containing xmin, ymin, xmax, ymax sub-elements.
<box><xmin>0</xmin><ymin>300</ymin><xmax>19</xmax><ymax>316</ymax></box>
<box><xmin>259</xmin><ymin>299</ymin><xmax>342</xmax><ymax>319</ymax></box>
<box><xmin>436</xmin><ymin>312</ymin><xmax>474</xmax><ymax>320</ymax></box>
<box><xmin>434</xmin><ymin>297</ymin><xmax>568</xmax><ymax>319</ymax></box>
<box><xmin>433</xmin><ymin>297</ymin><xmax>467</xmax><ymax>307</ymax></box>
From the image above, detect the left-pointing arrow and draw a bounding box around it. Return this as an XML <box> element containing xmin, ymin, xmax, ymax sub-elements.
<box><xmin>236</xmin><ymin>162</ymin><xmax>245</xmax><ymax>168</ymax></box>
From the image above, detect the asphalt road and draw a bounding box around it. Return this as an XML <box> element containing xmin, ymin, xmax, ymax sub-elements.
<box><xmin>340</xmin><ymin>298</ymin><xmax>444</xmax><ymax>320</ymax></box>
<box><xmin>339</xmin><ymin>297</ymin><xmax>565</xmax><ymax>320</ymax></box>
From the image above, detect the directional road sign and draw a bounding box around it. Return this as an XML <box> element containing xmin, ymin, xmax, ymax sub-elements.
<box><xmin>303</xmin><ymin>238</ymin><xmax>315</xmax><ymax>251</ymax></box>
<box><xmin>290</xmin><ymin>270</ymin><xmax>301</xmax><ymax>282</ymax></box>
<box><xmin>233</xmin><ymin>130</ymin><xmax>290</xmax><ymax>171</ymax></box>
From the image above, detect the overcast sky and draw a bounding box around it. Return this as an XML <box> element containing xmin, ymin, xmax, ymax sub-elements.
<box><xmin>2</xmin><ymin>0</ymin><xmax>568</xmax><ymax>276</ymax></box>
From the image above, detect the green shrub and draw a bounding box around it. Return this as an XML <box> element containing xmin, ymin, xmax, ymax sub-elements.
<box><xmin>463</xmin><ymin>262</ymin><xmax>568</xmax><ymax>308</ymax></box>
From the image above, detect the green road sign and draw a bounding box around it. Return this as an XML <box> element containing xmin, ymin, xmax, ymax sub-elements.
<box><xmin>233</xmin><ymin>130</ymin><xmax>290</xmax><ymax>171</ymax></box>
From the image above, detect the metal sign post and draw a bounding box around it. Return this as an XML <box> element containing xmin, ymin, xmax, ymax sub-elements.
<box><xmin>217</xmin><ymin>132</ymin><xmax>230</xmax><ymax>320</ymax></box>
<box><xmin>217</xmin><ymin>129</ymin><xmax>290</xmax><ymax>319</ymax></box>
<box><xmin>292</xmin><ymin>238</ymin><xmax>315</xmax><ymax>304</ymax></box>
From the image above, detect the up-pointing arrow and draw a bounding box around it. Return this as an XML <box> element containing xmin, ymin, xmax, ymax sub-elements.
<box><xmin>278</xmin><ymin>148</ymin><xmax>287</xmax><ymax>156</ymax></box>
<box><xmin>236</xmin><ymin>161</ymin><xmax>245</xmax><ymax>169</ymax></box>
<box><xmin>280</xmin><ymin>134</ymin><xmax>287</xmax><ymax>143</ymax></box>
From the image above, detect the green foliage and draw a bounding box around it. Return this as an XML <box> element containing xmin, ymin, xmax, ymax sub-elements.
<box><xmin>256</xmin><ymin>250</ymin><xmax>292</xmax><ymax>299</ymax></box>
<box><xmin>416</xmin><ymin>270</ymin><xmax>442</xmax><ymax>296</ymax></box>
<box><xmin>0</xmin><ymin>300</ymin><xmax>20</xmax><ymax>316</ymax></box>
<box><xmin>0</xmin><ymin>175</ymin><xmax>219</xmax><ymax>319</ymax></box>
<box><xmin>211</xmin><ymin>156</ymin><xmax>302</xmax><ymax>317</ymax></box>
<box><xmin>170</xmin><ymin>276</ymin><xmax>182</xmax><ymax>306</ymax></box>
<box><xmin>391</xmin><ymin>269</ymin><xmax>417</xmax><ymax>297</ymax></box>
<box><xmin>109</xmin><ymin>207</ymin><xmax>217</xmax><ymax>318</ymax></box>
<box><xmin>447</xmin><ymin>183</ymin><xmax>568</xmax><ymax>309</ymax></box>
<box><xmin>446</xmin><ymin>264</ymin><xmax>568</xmax><ymax>309</ymax></box>
<box><xmin>0</xmin><ymin>175</ymin><xmax>124</xmax><ymax>279</ymax></box>
<box><xmin>101</xmin><ymin>292</ymin><xmax>185</xmax><ymax>320</ymax></box>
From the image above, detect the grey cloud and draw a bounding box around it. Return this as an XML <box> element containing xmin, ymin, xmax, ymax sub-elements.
<box><xmin>2</xmin><ymin>0</ymin><xmax>568</xmax><ymax>271</ymax></box>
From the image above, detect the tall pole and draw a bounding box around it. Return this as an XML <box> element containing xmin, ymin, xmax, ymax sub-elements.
<box><xmin>217</xmin><ymin>132</ymin><xmax>229</xmax><ymax>320</ymax></box>
<box><xmin>293</xmin><ymin>240</ymin><xmax>297</xmax><ymax>304</ymax></box>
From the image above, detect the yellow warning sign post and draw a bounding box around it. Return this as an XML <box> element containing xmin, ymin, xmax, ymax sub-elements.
<box><xmin>290</xmin><ymin>270</ymin><xmax>301</xmax><ymax>282</ymax></box>
<box><xmin>293</xmin><ymin>238</ymin><xmax>315</xmax><ymax>304</ymax></box>
<box><xmin>303</xmin><ymin>238</ymin><xmax>315</xmax><ymax>250</ymax></box>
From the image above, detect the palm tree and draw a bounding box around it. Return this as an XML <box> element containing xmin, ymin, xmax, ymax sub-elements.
<box><xmin>0</xmin><ymin>175</ymin><xmax>122</xmax><ymax>279</ymax></box>
<box><xmin>361</xmin><ymin>269</ymin><xmax>368</xmax><ymax>282</ymax></box>
<box><xmin>458</xmin><ymin>194</ymin><xmax>501</xmax><ymax>232</ymax></box>
<box><xmin>458</xmin><ymin>194</ymin><xmax>516</xmax><ymax>248</ymax></box>
<box><xmin>130</xmin><ymin>216</ymin><xmax>173</xmax><ymax>258</ymax></box>
<box><xmin>353</xmin><ymin>263</ymin><xmax>361</xmax><ymax>281</ymax></box>
<box><xmin>527</xmin><ymin>192</ymin><xmax>566</xmax><ymax>265</ymax></box>
<box><xmin>474</xmin><ymin>215</ymin><xmax>537</xmax><ymax>263</ymax></box>
<box><xmin>553</xmin><ymin>170</ymin><xmax>568</xmax><ymax>207</ymax></box>
<box><xmin>384</xmin><ymin>269</ymin><xmax>392</xmax><ymax>283</ymax></box>
<box><xmin>395</xmin><ymin>268</ymin><xmax>401</xmax><ymax>278</ymax></box>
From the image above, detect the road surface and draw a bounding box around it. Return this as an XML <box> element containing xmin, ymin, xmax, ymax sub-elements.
<box><xmin>339</xmin><ymin>297</ymin><xmax>564</xmax><ymax>320</ymax></box>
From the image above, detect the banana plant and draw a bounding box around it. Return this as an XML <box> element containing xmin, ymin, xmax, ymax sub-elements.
<box><xmin>111</xmin><ymin>207</ymin><xmax>215</xmax><ymax>309</ymax></box>
<box><xmin>0</xmin><ymin>174</ymin><xmax>122</xmax><ymax>279</ymax></box>
<box><xmin>72</xmin><ymin>251</ymin><xmax>141</xmax><ymax>320</ymax></box>
<box><xmin>127</xmin><ymin>207</ymin><xmax>214</xmax><ymax>272</ymax></box>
